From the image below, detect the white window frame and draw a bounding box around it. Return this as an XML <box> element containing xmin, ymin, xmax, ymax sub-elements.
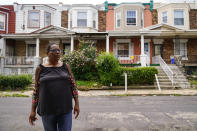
<box><xmin>174</xmin><ymin>10</ymin><xmax>184</xmax><ymax>26</ymax></box>
<box><xmin>162</xmin><ymin>11</ymin><xmax>167</xmax><ymax>23</ymax></box>
<box><xmin>125</xmin><ymin>10</ymin><xmax>137</xmax><ymax>26</ymax></box>
<box><xmin>0</xmin><ymin>13</ymin><xmax>6</xmax><ymax>31</ymax></box>
<box><xmin>116</xmin><ymin>12</ymin><xmax>121</xmax><ymax>28</ymax></box>
<box><xmin>44</xmin><ymin>12</ymin><xmax>51</xmax><ymax>27</ymax></box>
<box><xmin>77</xmin><ymin>12</ymin><xmax>87</xmax><ymax>27</ymax></box>
<box><xmin>28</xmin><ymin>10</ymin><xmax>40</xmax><ymax>28</ymax></box>
<box><xmin>115</xmin><ymin>39</ymin><xmax>133</xmax><ymax>60</ymax></box>
<box><xmin>174</xmin><ymin>39</ymin><xmax>188</xmax><ymax>60</ymax></box>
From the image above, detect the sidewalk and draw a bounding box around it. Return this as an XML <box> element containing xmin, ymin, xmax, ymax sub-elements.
<box><xmin>0</xmin><ymin>89</ymin><xmax>197</xmax><ymax>97</ymax></box>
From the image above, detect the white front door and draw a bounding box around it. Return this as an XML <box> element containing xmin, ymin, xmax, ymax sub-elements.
<box><xmin>144</xmin><ymin>42</ymin><xmax>150</xmax><ymax>65</ymax></box>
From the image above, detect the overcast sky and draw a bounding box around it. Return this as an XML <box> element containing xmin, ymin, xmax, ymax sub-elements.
<box><xmin>0</xmin><ymin>0</ymin><xmax>196</xmax><ymax>5</ymax></box>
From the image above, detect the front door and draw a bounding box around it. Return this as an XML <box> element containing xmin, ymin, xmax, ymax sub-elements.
<box><xmin>144</xmin><ymin>42</ymin><xmax>150</xmax><ymax>65</ymax></box>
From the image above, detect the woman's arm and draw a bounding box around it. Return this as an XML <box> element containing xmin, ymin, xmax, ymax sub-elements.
<box><xmin>29</xmin><ymin>66</ymin><xmax>41</xmax><ymax>125</ymax></box>
<box><xmin>66</xmin><ymin>64</ymin><xmax>80</xmax><ymax>119</ymax></box>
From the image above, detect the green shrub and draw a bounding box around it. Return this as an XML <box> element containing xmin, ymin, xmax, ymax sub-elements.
<box><xmin>118</xmin><ymin>67</ymin><xmax>158</xmax><ymax>85</ymax></box>
<box><xmin>96</xmin><ymin>52</ymin><xmax>120</xmax><ymax>85</ymax></box>
<box><xmin>62</xmin><ymin>39</ymin><xmax>99</xmax><ymax>81</ymax></box>
<box><xmin>0</xmin><ymin>74</ymin><xmax>32</xmax><ymax>90</ymax></box>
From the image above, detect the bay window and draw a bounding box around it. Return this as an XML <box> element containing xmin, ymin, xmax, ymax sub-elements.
<box><xmin>44</xmin><ymin>12</ymin><xmax>51</xmax><ymax>27</ymax></box>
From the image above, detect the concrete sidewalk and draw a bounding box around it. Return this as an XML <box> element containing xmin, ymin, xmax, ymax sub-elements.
<box><xmin>0</xmin><ymin>89</ymin><xmax>197</xmax><ymax>97</ymax></box>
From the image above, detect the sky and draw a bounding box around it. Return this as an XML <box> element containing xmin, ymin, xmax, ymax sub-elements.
<box><xmin>0</xmin><ymin>0</ymin><xmax>196</xmax><ymax>5</ymax></box>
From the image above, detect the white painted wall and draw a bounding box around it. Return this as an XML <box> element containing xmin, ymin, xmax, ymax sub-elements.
<box><xmin>15</xmin><ymin>4</ymin><xmax>61</xmax><ymax>33</ymax></box>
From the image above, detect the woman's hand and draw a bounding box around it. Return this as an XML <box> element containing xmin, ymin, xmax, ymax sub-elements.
<box><xmin>74</xmin><ymin>103</ymin><xmax>80</xmax><ymax>119</ymax></box>
<box><xmin>29</xmin><ymin>111</ymin><xmax>37</xmax><ymax>126</ymax></box>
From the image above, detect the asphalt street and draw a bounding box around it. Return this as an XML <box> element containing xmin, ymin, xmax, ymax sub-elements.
<box><xmin>0</xmin><ymin>96</ymin><xmax>197</xmax><ymax>131</ymax></box>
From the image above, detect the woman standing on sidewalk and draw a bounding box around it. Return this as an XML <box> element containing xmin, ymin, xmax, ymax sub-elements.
<box><xmin>29</xmin><ymin>43</ymin><xmax>80</xmax><ymax>131</ymax></box>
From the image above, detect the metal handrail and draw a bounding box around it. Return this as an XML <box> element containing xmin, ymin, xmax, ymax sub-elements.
<box><xmin>158</xmin><ymin>55</ymin><xmax>175</xmax><ymax>87</ymax></box>
<box><xmin>155</xmin><ymin>74</ymin><xmax>161</xmax><ymax>92</ymax></box>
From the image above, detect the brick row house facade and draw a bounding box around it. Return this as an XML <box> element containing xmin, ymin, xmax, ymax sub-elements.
<box><xmin>0</xmin><ymin>1</ymin><xmax>197</xmax><ymax>75</ymax></box>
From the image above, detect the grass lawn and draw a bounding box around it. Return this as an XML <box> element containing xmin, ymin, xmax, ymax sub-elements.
<box><xmin>189</xmin><ymin>79</ymin><xmax>197</xmax><ymax>89</ymax></box>
<box><xmin>76</xmin><ymin>81</ymin><xmax>103</xmax><ymax>91</ymax></box>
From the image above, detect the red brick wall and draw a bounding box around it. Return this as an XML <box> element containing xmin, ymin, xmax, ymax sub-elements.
<box><xmin>152</xmin><ymin>9</ymin><xmax>158</xmax><ymax>25</ymax></box>
<box><xmin>163</xmin><ymin>39</ymin><xmax>174</xmax><ymax>64</ymax></box>
<box><xmin>109</xmin><ymin>37</ymin><xmax>115</xmax><ymax>53</ymax></box>
<box><xmin>106</xmin><ymin>6</ymin><xmax>114</xmax><ymax>31</ymax></box>
<box><xmin>97</xmin><ymin>40</ymin><xmax>106</xmax><ymax>53</ymax></box>
<box><xmin>61</xmin><ymin>11</ymin><xmax>68</xmax><ymax>28</ymax></box>
<box><xmin>98</xmin><ymin>11</ymin><xmax>106</xmax><ymax>32</ymax></box>
<box><xmin>189</xmin><ymin>9</ymin><xmax>197</xmax><ymax>29</ymax></box>
<box><xmin>132</xmin><ymin>38</ymin><xmax>141</xmax><ymax>55</ymax></box>
<box><xmin>0</xmin><ymin>5</ymin><xmax>15</xmax><ymax>34</ymax></box>
<box><xmin>144</xmin><ymin>5</ymin><xmax>152</xmax><ymax>27</ymax></box>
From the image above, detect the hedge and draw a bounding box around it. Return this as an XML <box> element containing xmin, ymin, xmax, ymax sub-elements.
<box><xmin>0</xmin><ymin>74</ymin><xmax>32</xmax><ymax>90</ymax></box>
<box><xmin>117</xmin><ymin>67</ymin><xmax>158</xmax><ymax>85</ymax></box>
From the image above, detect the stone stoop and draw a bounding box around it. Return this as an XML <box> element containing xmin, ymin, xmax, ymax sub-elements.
<box><xmin>168</xmin><ymin>64</ymin><xmax>191</xmax><ymax>88</ymax></box>
<box><xmin>154</xmin><ymin>66</ymin><xmax>174</xmax><ymax>89</ymax></box>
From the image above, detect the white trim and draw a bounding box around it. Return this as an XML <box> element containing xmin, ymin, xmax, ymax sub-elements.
<box><xmin>115</xmin><ymin>11</ymin><xmax>121</xmax><ymax>28</ymax></box>
<box><xmin>0</xmin><ymin>13</ymin><xmax>6</xmax><ymax>31</ymax></box>
<box><xmin>173</xmin><ymin>39</ymin><xmax>188</xmax><ymax>60</ymax></box>
<box><xmin>115</xmin><ymin>39</ymin><xmax>133</xmax><ymax>59</ymax></box>
<box><xmin>125</xmin><ymin>10</ymin><xmax>137</xmax><ymax>27</ymax></box>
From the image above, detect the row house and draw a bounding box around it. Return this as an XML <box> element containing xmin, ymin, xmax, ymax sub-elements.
<box><xmin>106</xmin><ymin>2</ymin><xmax>197</xmax><ymax>67</ymax></box>
<box><xmin>0</xmin><ymin>5</ymin><xmax>15</xmax><ymax>74</ymax></box>
<box><xmin>0</xmin><ymin>1</ymin><xmax>197</xmax><ymax>75</ymax></box>
<box><xmin>0</xmin><ymin>3</ymin><xmax>107</xmax><ymax>74</ymax></box>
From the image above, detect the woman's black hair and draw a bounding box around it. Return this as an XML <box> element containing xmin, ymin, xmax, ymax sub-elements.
<box><xmin>46</xmin><ymin>43</ymin><xmax>57</xmax><ymax>54</ymax></box>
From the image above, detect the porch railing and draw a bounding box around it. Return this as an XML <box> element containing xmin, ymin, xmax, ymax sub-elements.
<box><xmin>154</xmin><ymin>55</ymin><xmax>175</xmax><ymax>87</ymax></box>
<box><xmin>4</xmin><ymin>56</ymin><xmax>35</xmax><ymax>65</ymax></box>
<box><xmin>115</xmin><ymin>55</ymin><xmax>141</xmax><ymax>64</ymax></box>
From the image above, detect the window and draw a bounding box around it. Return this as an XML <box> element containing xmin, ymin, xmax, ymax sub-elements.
<box><xmin>117</xmin><ymin>43</ymin><xmax>129</xmax><ymax>57</ymax></box>
<box><xmin>126</xmin><ymin>10</ymin><xmax>136</xmax><ymax>25</ymax></box>
<box><xmin>77</xmin><ymin>12</ymin><xmax>87</xmax><ymax>27</ymax></box>
<box><xmin>28</xmin><ymin>11</ymin><xmax>40</xmax><ymax>28</ymax></box>
<box><xmin>116</xmin><ymin>12</ymin><xmax>121</xmax><ymax>28</ymax></box>
<box><xmin>27</xmin><ymin>44</ymin><xmax>36</xmax><ymax>56</ymax></box>
<box><xmin>45</xmin><ymin>12</ymin><xmax>51</xmax><ymax>27</ymax></box>
<box><xmin>174</xmin><ymin>10</ymin><xmax>184</xmax><ymax>25</ymax></box>
<box><xmin>162</xmin><ymin>11</ymin><xmax>167</xmax><ymax>23</ymax></box>
<box><xmin>0</xmin><ymin>14</ymin><xmax>5</xmax><ymax>30</ymax></box>
<box><xmin>174</xmin><ymin>42</ymin><xmax>187</xmax><ymax>58</ymax></box>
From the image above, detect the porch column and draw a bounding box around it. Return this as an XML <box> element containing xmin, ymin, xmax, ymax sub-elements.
<box><xmin>140</xmin><ymin>34</ymin><xmax>147</xmax><ymax>67</ymax></box>
<box><xmin>106</xmin><ymin>35</ymin><xmax>109</xmax><ymax>53</ymax></box>
<box><xmin>0</xmin><ymin>38</ymin><xmax>6</xmax><ymax>75</ymax></box>
<box><xmin>36</xmin><ymin>38</ymin><xmax>40</xmax><ymax>57</ymax></box>
<box><xmin>34</xmin><ymin>38</ymin><xmax>40</xmax><ymax>73</ymax></box>
<box><xmin>71</xmin><ymin>35</ymin><xmax>74</xmax><ymax>52</ymax></box>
